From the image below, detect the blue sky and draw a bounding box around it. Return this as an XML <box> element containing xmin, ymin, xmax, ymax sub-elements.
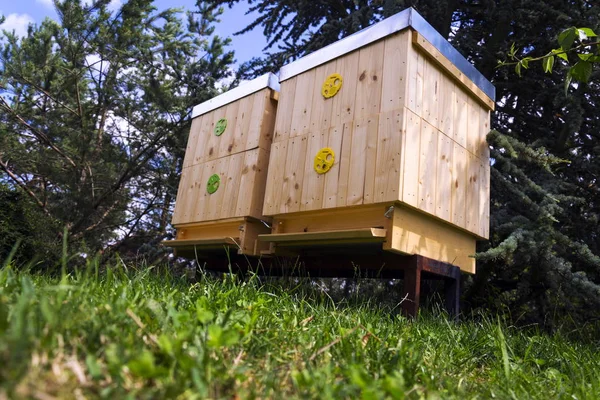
<box><xmin>0</xmin><ymin>0</ymin><xmax>268</xmax><ymax>67</ymax></box>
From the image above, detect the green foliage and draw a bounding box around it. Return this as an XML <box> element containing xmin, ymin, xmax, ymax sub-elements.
<box><xmin>0</xmin><ymin>265</ymin><xmax>599</xmax><ymax>398</ymax></box>
<box><xmin>0</xmin><ymin>0</ymin><xmax>234</xmax><ymax>265</ymax></box>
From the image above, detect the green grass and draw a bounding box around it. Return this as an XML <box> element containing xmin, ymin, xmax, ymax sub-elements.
<box><xmin>0</xmin><ymin>262</ymin><xmax>599</xmax><ymax>399</ymax></box>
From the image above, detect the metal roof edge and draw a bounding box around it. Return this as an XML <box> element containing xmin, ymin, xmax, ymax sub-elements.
<box><xmin>191</xmin><ymin>72</ymin><xmax>280</xmax><ymax>118</ymax></box>
<box><xmin>278</xmin><ymin>7</ymin><xmax>495</xmax><ymax>101</ymax></box>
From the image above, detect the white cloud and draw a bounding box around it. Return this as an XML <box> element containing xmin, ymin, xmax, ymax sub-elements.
<box><xmin>35</xmin><ymin>0</ymin><xmax>54</xmax><ymax>8</ymax></box>
<box><xmin>0</xmin><ymin>13</ymin><xmax>34</xmax><ymax>38</ymax></box>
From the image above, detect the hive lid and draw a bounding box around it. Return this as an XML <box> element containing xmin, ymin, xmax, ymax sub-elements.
<box><xmin>278</xmin><ymin>7</ymin><xmax>495</xmax><ymax>101</ymax></box>
<box><xmin>191</xmin><ymin>72</ymin><xmax>280</xmax><ymax>118</ymax></box>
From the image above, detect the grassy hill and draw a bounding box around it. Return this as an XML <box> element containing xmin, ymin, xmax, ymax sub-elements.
<box><xmin>1</xmin><ymin>262</ymin><xmax>599</xmax><ymax>399</ymax></box>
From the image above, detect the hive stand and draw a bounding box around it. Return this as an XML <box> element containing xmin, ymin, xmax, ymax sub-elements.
<box><xmin>190</xmin><ymin>248</ymin><xmax>460</xmax><ymax>318</ymax></box>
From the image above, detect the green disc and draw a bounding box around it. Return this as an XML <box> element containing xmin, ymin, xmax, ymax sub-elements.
<box><xmin>214</xmin><ymin>118</ymin><xmax>227</xmax><ymax>136</ymax></box>
<box><xmin>207</xmin><ymin>174</ymin><xmax>220</xmax><ymax>194</ymax></box>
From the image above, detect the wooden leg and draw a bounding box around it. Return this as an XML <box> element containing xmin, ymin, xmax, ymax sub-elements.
<box><xmin>444</xmin><ymin>266</ymin><xmax>461</xmax><ymax>320</ymax></box>
<box><xmin>401</xmin><ymin>256</ymin><xmax>422</xmax><ymax>318</ymax></box>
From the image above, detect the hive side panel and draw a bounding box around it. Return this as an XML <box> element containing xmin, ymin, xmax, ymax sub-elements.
<box><xmin>216</xmin><ymin>102</ymin><xmax>241</xmax><ymax>160</ymax></box>
<box><xmin>301</xmin><ymin>130</ymin><xmax>329</xmax><ymax>211</ymax></box>
<box><xmin>263</xmin><ymin>141</ymin><xmax>288</xmax><ymax>216</ymax></box>
<box><xmin>435</xmin><ymin>132</ymin><xmax>453</xmax><ymax>222</ymax></box>
<box><xmin>465</xmin><ymin>152</ymin><xmax>480</xmax><ymax>234</ymax></box>
<box><xmin>330</xmin><ymin>51</ymin><xmax>360</xmax><ymax>127</ymax></box>
<box><xmin>465</xmin><ymin>96</ymin><xmax>481</xmax><ymax>156</ymax></box>
<box><xmin>438</xmin><ymin>78</ymin><xmax>455</xmax><ymax>140</ymax></box>
<box><xmin>418</xmin><ymin>120</ymin><xmax>438</xmax><ymax>215</ymax></box>
<box><xmin>406</xmin><ymin>44</ymin><xmax>425</xmax><ymax>117</ymax></box>
<box><xmin>479</xmin><ymin>161</ymin><xmax>490</xmax><ymax>239</ymax></box>
<box><xmin>219</xmin><ymin>152</ymin><xmax>246</xmax><ymax>219</ymax></box>
<box><xmin>182</xmin><ymin>116</ymin><xmax>204</xmax><ymax>169</ymax></box>
<box><xmin>374</xmin><ymin>109</ymin><xmax>404</xmax><ymax>203</ymax></box>
<box><xmin>402</xmin><ymin>109</ymin><xmax>421</xmax><ymax>207</ymax></box>
<box><xmin>354</xmin><ymin>40</ymin><xmax>384</xmax><ymax>120</ymax></box>
<box><xmin>322</xmin><ymin>125</ymin><xmax>344</xmax><ymax>209</ymax></box>
<box><xmin>194</xmin><ymin>108</ymin><xmax>222</xmax><ymax>164</ymax></box>
<box><xmin>421</xmin><ymin>60</ymin><xmax>440</xmax><ymax>128</ymax></box>
<box><xmin>453</xmin><ymin>87</ymin><xmax>469</xmax><ymax>149</ymax></box>
<box><xmin>309</xmin><ymin>60</ymin><xmax>338</xmax><ymax>132</ymax></box>
<box><xmin>335</xmin><ymin>122</ymin><xmax>353</xmax><ymax>208</ymax></box>
<box><xmin>171</xmin><ymin>166</ymin><xmax>192</xmax><ymax>225</ymax></box>
<box><xmin>235</xmin><ymin>148</ymin><xmax>264</xmax><ymax>218</ymax></box>
<box><xmin>359</xmin><ymin>115</ymin><xmax>379</xmax><ymax>205</ymax></box>
<box><xmin>380</xmin><ymin>31</ymin><xmax>411</xmax><ymax>113</ymax></box>
<box><xmin>273</xmin><ymin>77</ymin><xmax>297</xmax><ymax>143</ymax></box>
<box><xmin>451</xmin><ymin>143</ymin><xmax>468</xmax><ymax>229</ymax></box>
<box><xmin>192</xmin><ymin>160</ymin><xmax>216</xmax><ymax>222</ymax></box>
<box><xmin>230</xmin><ymin>93</ymin><xmax>255</xmax><ymax>155</ymax></box>
<box><xmin>279</xmin><ymin>135</ymin><xmax>308</xmax><ymax>214</ymax></box>
<box><xmin>205</xmin><ymin>157</ymin><xmax>230</xmax><ymax>221</ymax></box>
<box><xmin>290</xmin><ymin>69</ymin><xmax>316</xmax><ymax>139</ymax></box>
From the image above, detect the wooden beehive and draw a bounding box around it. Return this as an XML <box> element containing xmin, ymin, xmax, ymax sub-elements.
<box><xmin>260</xmin><ymin>9</ymin><xmax>495</xmax><ymax>273</ymax></box>
<box><xmin>165</xmin><ymin>73</ymin><xmax>279</xmax><ymax>256</ymax></box>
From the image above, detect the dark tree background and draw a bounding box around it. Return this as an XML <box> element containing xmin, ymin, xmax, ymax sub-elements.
<box><xmin>207</xmin><ymin>0</ymin><xmax>600</xmax><ymax>327</ymax></box>
<box><xmin>0</xmin><ymin>0</ymin><xmax>234</xmax><ymax>265</ymax></box>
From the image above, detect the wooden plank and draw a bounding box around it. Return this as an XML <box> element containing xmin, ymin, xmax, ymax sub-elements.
<box><xmin>381</xmin><ymin>31</ymin><xmax>411</xmax><ymax>113</ymax></box>
<box><xmin>384</xmin><ymin>204</ymin><xmax>477</xmax><ymax>274</ymax></box>
<box><xmin>171</xmin><ymin>166</ymin><xmax>192</xmax><ymax>225</ymax></box>
<box><xmin>374</xmin><ymin>110</ymin><xmax>403</xmax><ymax>203</ymax></box>
<box><xmin>330</xmin><ymin>50</ymin><xmax>359</xmax><ymax>127</ymax></box>
<box><xmin>346</xmin><ymin>118</ymin><xmax>367</xmax><ymax>206</ymax></box>
<box><xmin>280</xmin><ymin>135</ymin><xmax>308</xmax><ymax>214</ymax></box>
<box><xmin>300</xmin><ymin>130</ymin><xmax>329</xmax><ymax>211</ymax></box>
<box><xmin>466</xmin><ymin>96</ymin><xmax>481</xmax><ymax>156</ymax></box>
<box><xmin>309</xmin><ymin>60</ymin><xmax>337</xmax><ymax>132</ymax></box>
<box><xmin>438</xmin><ymin>78</ymin><xmax>455</xmax><ymax>140</ymax></box>
<box><xmin>271</xmin><ymin>203</ymin><xmax>390</xmax><ymax>234</ymax></box>
<box><xmin>336</xmin><ymin>122</ymin><xmax>353</xmax><ymax>207</ymax></box>
<box><xmin>290</xmin><ymin>69</ymin><xmax>315</xmax><ymax>138</ymax></box>
<box><xmin>451</xmin><ymin>143</ymin><xmax>467</xmax><ymax>229</ymax></box>
<box><xmin>206</xmin><ymin>157</ymin><xmax>229</xmax><ymax>221</ymax></box>
<box><xmin>418</xmin><ymin>119</ymin><xmax>437</xmax><ymax>215</ymax></box>
<box><xmin>406</xmin><ymin>46</ymin><xmax>425</xmax><ymax>117</ymax></box>
<box><xmin>262</xmin><ymin>141</ymin><xmax>288</xmax><ymax>216</ymax></box>
<box><xmin>402</xmin><ymin>109</ymin><xmax>421</xmax><ymax>207</ymax></box>
<box><xmin>362</xmin><ymin>115</ymin><xmax>379</xmax><ymax>205</ymax></box>
<box><xmin>182</xmin><ymin>116</ymin><xmax>203</xmax><ymax>168</ymax></box>
<box><xmin>422</xmin><ymin>59</ymin><xmax>440</xmax><ymax>128</ymax></box>
<box><xmin>258</xmin><ymin>228</ymin><xmax>387</xmax><ymax>244</ymax></box>
<box><xmin>230</xmin><ymin>93</ymin><xmax>255</xmax><ymax>155</ymax></box>
<box><xmin>436</xmin><ymin>132</ymin><xmax>453</xmax><ymax>222</ymax></box>
<box><xmin>247</xmin><ymin>147</ymin><xmax>271</xmax><ymax>219</ymax></box>
<box><xmin>412</xmin><ymin>31</ymin><xmax>495</xmax><ymax>111</ymax></box>
<box><xmin>322</xmin><ymin>124</ymin><xmax>344</xmax><ymax>209</ymax></box>
<box><xmin>453</xmin><ymin>87</ymin><xmax>468</xmax><ymax>148</ymax></box>
<box><xmin>163</xmin><ymin>237</ymin><xmax>239</xmax><ymax>247</ymax></box>
<box><xmin>479</xmin><ymin>160</ymin><xmax>490</xmax><ymax>239</ymax></box>
<box><xmin>239</xmin><ymin>218</ymin><xmax>271</xmax><ymax>255</ymax></box>
<box><xmin>465</xmin><ymin>152</ymin><xmax>480</xmax><ymax>234</ymax></box>
<box><xmin>217</xmin><ymin>101</ymin><xmax>240</xmax><ymax>159</ymax></box>
<box><xmin>219</xmin><ymin>152</ymin><xmax>245</xmax><ymax>219</ymax></box>
<box><xmin>479</xmin><ymin>107</ymin><xmax>491</xmax><ymax>160</ymax></box>
<box><xmin>354</xmin><ymin>40</ymin><xmax>384</xmax><ymax>120</ymax></box>
<box><xmin>273</xmin><ymin>77</ymin><xmax>297</xmax><ymax>143</ymax></box>
<box><xmin>192</xmin><ymin>160</ymin><xmax>215</xmax><ymax>223</ymax></box>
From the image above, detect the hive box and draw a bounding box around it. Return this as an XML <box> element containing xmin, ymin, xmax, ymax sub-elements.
<box><xmin>166</xmin><ymin>73</ymin><xmax>279</xmax><ymax>256</ymax></box>
<box><xmin>260</xmin><ymin>8</ymin><xmax>495</xmax><ymax>273</ymax></box>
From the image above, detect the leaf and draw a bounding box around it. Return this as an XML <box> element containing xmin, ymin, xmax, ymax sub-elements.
<box><xmin>521</xmin><ymin>57</ymin><xmax>531</xmax><ymax>69</ymax></box>
<box><xmin>127</xmin><ymin>351</ymin><xmax>157</xmax><ymax>378</ymax></box>
<box><xmin>542</xmin><ymin>55</ymin><xmax>554</xmax><ymax>73</ymax></box>
<box><xmin>558</xmin><ymin>27</ymin><xmax>578</xmax><ymax>51</ymax></box>
<box><xmin>515</xmin><ymin>62</ymin><xmax>522</xmax><ymax>77</ymax></box>
<box><xmin>569</xmin><ymin>61</ymin><xmax>593</xmax><ymax>83</ymax></box>
<box><xmin>564</xmin><ymin>74</ymin><xmax>573</xmax><ymax>97</ymax></box>
<box><xmin>552</xmin><ymin>48</ymin><xmax>569</xmax><ymax>62</ymax></box>
<box><xmin>578</xmin><ymin>27</ymin><xmax>597</xmax><ymax>37</ymax></box>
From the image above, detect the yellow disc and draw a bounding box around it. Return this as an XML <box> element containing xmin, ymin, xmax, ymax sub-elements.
<box><xmin>314</xmin><ymin>147</ymin><xmax>335</xmax><ymax>174</ymax></box>
<box><xmin>321</xmin><ymin>73</ymin><xmax>343</xmax><ymax>99</ymax></box>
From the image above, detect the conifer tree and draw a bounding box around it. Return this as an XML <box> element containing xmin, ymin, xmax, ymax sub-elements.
<box><xmin>210</xmin><ymin>0</ymin><xmax>600</xmax><ymax>326</ymax></box>
<box><xmin>0</xmin><ymin>0</ymin><xmax>234</xmax><ymax>265</ymax></box>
